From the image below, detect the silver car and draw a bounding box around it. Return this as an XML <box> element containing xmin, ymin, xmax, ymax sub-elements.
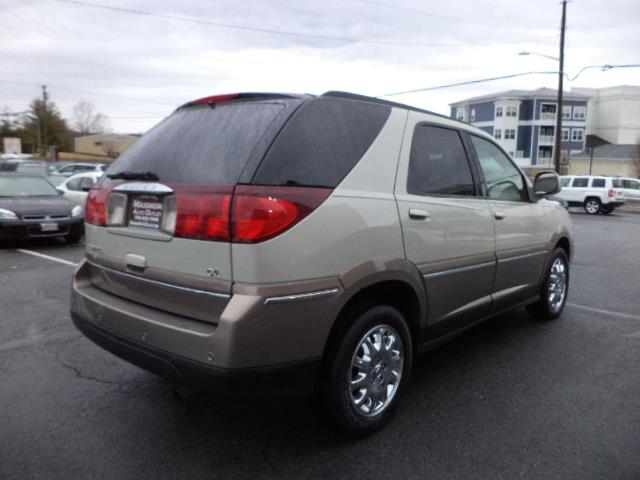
<box><xmin>71</xmin><ymin>91</ymin><xmax>572</xmax><ymax>435</ymax></box>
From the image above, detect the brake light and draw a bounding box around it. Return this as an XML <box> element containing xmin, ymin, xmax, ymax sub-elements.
<box><xmin>85</xmin><ymin>185</ymin><xmax>110</xmax><ymax>226</ymax></box>
<box><xmin>171</xmin><ymin>185</ymin><xmax>233</xmax><ymax>241</ymax></box>
<box><xmin>168</xmin><ymin>185</ymin><xmax>332</xmax><ymax>243</ymax></box>
<box><xmin>608</xmin><ymin>189</ymin><xmax>614</xmax><ymax>198</ymax></box>
<box><xmin>184</xmin><ymin>93</ymin><xmax>239</xmax><ymax>108</ymax></box>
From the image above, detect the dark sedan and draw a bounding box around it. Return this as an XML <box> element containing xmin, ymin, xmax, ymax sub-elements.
<box><xmin>0</xmin><ymin>173</ymin><xmax>84</xmax><ymax>244</ymax></box>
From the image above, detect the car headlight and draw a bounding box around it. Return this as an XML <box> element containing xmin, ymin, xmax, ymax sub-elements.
<box><xmin>0</xmin><ymin>208</ymin><xmax>18</xmax><ymax>220</ymax></box>
<box><xmin>71</xmin><ymin>205</ymin><xmax>83</xmax><ymax>218</ymax></box>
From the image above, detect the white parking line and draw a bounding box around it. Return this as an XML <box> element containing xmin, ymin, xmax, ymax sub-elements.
<box><xmin>566</xmin><ymin>302</ymin><xmax>640</xmax><ymax>321</ymax></box>
<box><xmin>16</xmin><ymin>249</ymin><xmax>78</xmax><ymax>267</ymax></box>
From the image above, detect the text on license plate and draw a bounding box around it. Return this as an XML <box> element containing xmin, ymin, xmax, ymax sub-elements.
<box><xmin>129</xmin><ymin>195</ymin><xmax>163</xmax><ymax>229</ymax></box>
<box><xmin>40</xmin><ymin>222</ymin><xmax>58</xmax><ymax>232</ymax></box>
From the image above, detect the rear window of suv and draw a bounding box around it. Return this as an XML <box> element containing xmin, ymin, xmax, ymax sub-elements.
<box><xmin>252</xmin><ymin>98</ymin><xmax>391</xmax><ymax>187</ymax></box>
<box><xmin>106</xmin><ymin>100</ymin><xmax>291</xmax><ymax>184</ymax></box>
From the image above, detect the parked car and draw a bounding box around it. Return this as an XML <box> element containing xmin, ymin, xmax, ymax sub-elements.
<box><xmin>56</xmin><ymin>171</ymin><xmax>103</xmax><ymax>208</ymax></box>
<box><xmin>616</xmin><ymin>177</ymin><xmax>640</xmax><ymax>202</ymax></box>
<box><xmin>557</xmin><ymin>175</ymin><xmax>625</xmax><ymax>214</ymax></box>
<box><xmin>0</xmin><ymin>159</ymin><xmax>49</xmax><ymax>177</ymax></box>
<box><xmin>0</xmin><ymin>173</ymin><xmax>84</xmax><ymax>243</ymax></box>
<box><xmin>70</xmin><ymin>92</ymin><xmax>572</xmax><ymax>435</ymax></box>
<box><xmin>52</xmin><ymin>162</ymin><xmax>108</xmax><ymax>177</ymax></box>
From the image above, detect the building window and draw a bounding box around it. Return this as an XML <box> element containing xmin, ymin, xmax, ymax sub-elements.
<box><xmin>456</xmin><ymin>109</ymin><xmax>465</xmax><ymax>121</ymax></box>
<box><xmin>495</xmin><ymin>106</ymin><xmax>503</xmax><ymax>117</ymax></box>
<box><xmin>506</xmin><ymin>105</ymin><xmax>518</xmax><ymax>117</ymax></box>
<box><xmin>541</xmin><ymin>103</ymin><xmax>557</xmax><ymax>114</ymax></box>
<box><xmin>571</xmin><ymin>129</ymin><xmax>584</xmax><ymax>142</ymax></box>
<box><xmin>573</xmin><ymin>106</ymin><xmax>586</xmax><ymax>119</ymax></box>
<box><xmin>516</xmin><ymin>150</ymin><xmax>524</xmax><ymax>158</ymax></box>
<box><xmin>494</xmin><ymin>129</ymin><xmax>502</xmax><ymax>139</ymax></box>
<box><xmin>470</xmin><ymin>108</ymin><xmax>476</xmax><ymax>122</ymax></box>
<box><xmin>561</xmin><ymin>128</ymin><xmax>570</xmax><ymax>141</ymax></box>
<box><xmin>562</xmin><ymin>105</ymin><xmax>572</xmax><ymax>119</ymax></box>
<box><xmin>504</xmin><ymin>129</ymin><xmax>516</xmax><ymax>140</ymax></box>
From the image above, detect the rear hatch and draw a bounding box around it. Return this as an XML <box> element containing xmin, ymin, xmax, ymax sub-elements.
<box><xmin>84</xmin><ymin>94</ymin><xmax>305</xmax><ymax>323</ymax></box>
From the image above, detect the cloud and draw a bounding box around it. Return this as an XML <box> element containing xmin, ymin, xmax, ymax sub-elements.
<box><xmin>1</xmin><ymin>0</ymin><xmax>638</xmax><ymax>133</ymax></box>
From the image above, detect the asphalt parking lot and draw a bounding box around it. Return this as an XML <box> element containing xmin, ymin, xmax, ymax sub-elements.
<box><xmin>1</xmin><ymin>211</ymin><xmax>639</xmax><ymax>480</ymax></box>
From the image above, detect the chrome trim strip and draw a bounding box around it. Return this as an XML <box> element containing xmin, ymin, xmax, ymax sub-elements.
<box><xmin>423</xmin><ymin>260</ymin><xmax>495</xmax><ymax>280</ymax></box>
<box><xmin>113</xmin><ymin>182</ymin><xmax>173</xmax><ymax>193</ymax></box>
<box><xmin>264</xmin><ymin>288</ymin><xmax>339</xmax><ymax>305</ymax></box>
<box><xmin>498</xmin><ymin>250</ymin><xmax>547</xmax><ymax>263</ymax></box>
<box><xmin>85</xmin><ymin>259</ymin><xmax>231</xmax><ymax>299</ymax></box>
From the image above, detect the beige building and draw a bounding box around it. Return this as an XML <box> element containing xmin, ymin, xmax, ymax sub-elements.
<box><xmin>74</xmin><ymin>133</ymin><xmax>139</xmax><ymax>158</ymax></box>
<box><xmin>573</xmin><ymin>85</ymin><xmax>640</xmax><ymax>144</ymax></box>
<box><xmin>568</xmin><ymin>144</ymin><xmax>639</xmax><ymax>177</ymax></box>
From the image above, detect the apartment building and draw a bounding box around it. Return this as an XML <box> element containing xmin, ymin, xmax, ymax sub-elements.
<box><xmin>450</xmin><ymin>88</ymin><xmax>588</xmax><ymax>167</ymax></box>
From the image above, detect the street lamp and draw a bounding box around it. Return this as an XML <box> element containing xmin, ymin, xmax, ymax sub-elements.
<box><xmin>518</xmin><ymin>51</ymin><xmax>560</xmax><ymax>62</ymax></box>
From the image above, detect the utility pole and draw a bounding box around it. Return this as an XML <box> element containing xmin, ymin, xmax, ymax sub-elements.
<box><xmin>41</xmin><ymin>85</ymin><xmax>48</xmax><ymax>156</ymax></box>
<box><xmin>553</xmin><ymin>0</ymin><xmax>567</xmax><ymax>174</ymax></box>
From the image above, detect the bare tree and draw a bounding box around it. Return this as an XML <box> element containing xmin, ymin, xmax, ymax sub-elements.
<box><xmin>71</xmin><ymin>101</ymin><xmax>111</xmax><ymax>135</ymax></box>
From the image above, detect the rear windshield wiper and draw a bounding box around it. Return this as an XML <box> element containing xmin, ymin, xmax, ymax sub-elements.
<box><xmin>107</xmin><ymin>171</ymin><xmax>159</xmax><ymax>181</ymax></box>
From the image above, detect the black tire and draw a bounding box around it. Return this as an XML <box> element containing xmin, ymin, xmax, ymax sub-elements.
<box><xmin>323</xmin><ymin>305</ymin><xmax>413</xmax><ymax>436</ymax></box>
<box><xmin>583</xmin><ymin>197</ymin><xmax>601</xmax><ymax>215</ymax></box>
<box><xmin>65</xmin><ymin>232</ymin><xmax>83</xmax><ymax>244</ymax></box>
<box><xmin>600</xmin><ymin>206</ymin><xmax>614</xmax><ymax>215</ymax></box>
<box><xmin>526</xmin><ymin>248</ymin><xmax>570</xmax><ymax>320</ymax></box>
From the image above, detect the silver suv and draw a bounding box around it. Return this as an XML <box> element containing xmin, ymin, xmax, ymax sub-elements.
<box><xmin>71</xmin><ymin>92</ymin><xmax>572</xmax><ymax>435</ymax></box>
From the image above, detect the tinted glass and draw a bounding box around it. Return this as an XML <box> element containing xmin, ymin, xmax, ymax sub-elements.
<box><xmin>0</xmin><ymin>177</ymin><xmax>58</xmax><ymax>196</ymax></box>
<box><xmin>572</xmin><ymin>178</ymin><xmax>588</xmax><ymax>187</ymax></box>
<box><xmin>407</xmin><ymin>125</ymin><xmax>475</xmax><ymax>196</ymax></box>
<box><xmin>66</xmin><ymin>177</ymin><xmax>83</xmax><ymax>191</ymax></box>
<box><xmin>612</xmin><ymin>179</ymin><xmax>623</xmax><ymax>188</ymax></box>
<box><xmin>591</xmin><ymin>178</ymin><xmax>605</xmax><ymax>188</ymax></box>
<box><xmin>108</xmin><ymin>101</ymin><xmax>289</xmax><ymax>184</ymax></box>
<box><xmin>252</xmin><ymin>98</ymin><xmax>391</xmax><ymax>187</ymax></box>
<box><xmin>471</xmin><ymin>135</ymin><xmax>527</xmax><ymax>202</ymax></box>
<box><xmin>560</xmin><ymin>177</ymin><xmax>571</xmax><ymax>187</ymax></box>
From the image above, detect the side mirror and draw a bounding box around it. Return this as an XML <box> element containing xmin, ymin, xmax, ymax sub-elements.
<box><xmin>56</xmin><ymin>188</ymin><xmax>64</xmax><ymax>195</ymax></box>
<box><xmin>534</xmin><ymin>171</ymin><xmax>560</xmax><ymax>197</ymax></box>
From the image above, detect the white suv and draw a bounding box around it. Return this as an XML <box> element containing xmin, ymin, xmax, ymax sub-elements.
<box><xmin>617</xmin><ymin>177</ymin><xmax>640</xmax><ymax>203</ymax></box>
<box><xmin>557</xmin><ymin>175</ymin><xmax>625</xmax><ymax>214</ymax></box>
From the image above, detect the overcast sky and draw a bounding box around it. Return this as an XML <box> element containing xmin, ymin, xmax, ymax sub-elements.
<box><xmin>2</xmin><ymin>0</ymin><xmax>639</xmax><ymax>133</ymax></box>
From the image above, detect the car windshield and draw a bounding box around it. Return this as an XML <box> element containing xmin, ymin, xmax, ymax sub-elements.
<box><xmin>0</xmin><ymin>177</ymin><xmax>59</xmax><ymax>197</ymax></box>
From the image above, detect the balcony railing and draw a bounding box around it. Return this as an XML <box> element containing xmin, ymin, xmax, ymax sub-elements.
<box><xmin>540</xmin><ymin>112</ymin><xmax>556</xmax><ymax>121</ymax></box>
<box><xmin>538</xmin><ymin>135</ymin><xmax>555</xmax><ymax>145</ymax></box>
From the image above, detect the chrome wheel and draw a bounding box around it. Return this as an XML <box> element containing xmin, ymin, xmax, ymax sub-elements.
<box><xmin>547</xmin><ymin>258</ymin><xmax>567</xmax><ymax>312</ymax></box>
<box><xmin>585</xmin><ymin>199</ymin><xmax>600</xmax><ymax>214</ymax></box>
<box><xmin>348</xmin><ymin>324</ymin><xmax>404</xmax><ymax>417</ymax></box>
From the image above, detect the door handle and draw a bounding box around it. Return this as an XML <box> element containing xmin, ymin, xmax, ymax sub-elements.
<box><xmin>409</xmin><ymin>208</ymin><xmax>430</xmax><ymax>220</ymax></box>
<box><xmin>494</xmin><ymin>211</ymin><xmax>505</xmax><ymax>220</ymax></box>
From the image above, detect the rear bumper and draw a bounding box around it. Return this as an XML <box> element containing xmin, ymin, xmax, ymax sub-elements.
<box><xmin>604</xmin><ymin>201</ymin><xmax>625</xmax><ymax>208</ymax></box>
<box><xmin>72</xmin><ymin>312</ymin><xmax>320</xmax><ymax>397</ymax></box>
<box><xmin>0</xmin><ymin>218</ymin><xmax>83</xmax><ymax>241</ymax></box>
<box><xmin>71</xmin><ymin>260</ymin><xmax>343</xmax><ymax>396</ymax></box>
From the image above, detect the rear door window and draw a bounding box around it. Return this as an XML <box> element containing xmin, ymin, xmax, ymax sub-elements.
<box><xmin>572</xmin><ymin>177</ymin><xmax>589</xmax><ymax>188</ymax></box>
<box><xmin>252</xmin><ymin>98</ymin><xmax>390</xmax><ymax>187</ymax></box>
<box><xmin>407</xmin><ymin>125</ymin><xmax>475</xmax><ymax>196</ymax></box>
<box><xmin>591</xmin><ymin>178</ymin><xmax>605</xmax><ymax>188</ymax></box>
<box><xmin>107</xmin><ymin>100</ymin><xmax>293</xmax><ymax>184</ymax></box>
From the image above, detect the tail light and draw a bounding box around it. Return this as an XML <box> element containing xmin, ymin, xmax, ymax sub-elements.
<box><xmin>608</xmin><ymin>189</ymin><xmax>614</xmax><ymax>198</ymax></box>
<box><xmin>231</xmin><ymin>186</ymin><xmax>332</xmax><ymax>243</ymax></box>
<box><xmin>166</xmin><ymin>185</ymin><xmax>331</xmax><ymax>243</ymax></box>
<box><xmin>85</xmin><ymin>184</ymin><xmax>111</xmax><ymax>226</ymax></box>
<box><xmin>89</xmin><ymin>182</ymin><xmax>332</xmax><ymax>244</ymax></box>
<box><xmin>169</xmin><ymin>185</ymin><xmax>233</xmax><ymax>241</ymax></box>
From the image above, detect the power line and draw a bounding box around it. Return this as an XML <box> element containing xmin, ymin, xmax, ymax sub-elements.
<box><xmin>54</xmin><ymin>0</ymin><xmax>552</xmax><ymax>49</ymax></box>
<box><xmin>0</xmin><ymin>80</ymin><xmax>177</xmax><ymax>107</ymax></box>
<box><xmin>353</xmin><ymin>0</ymin><xmax>544</xmax><ymax>29</ymax></box>
<box><xmin>377</xmin><ymin>71</ymin><xmax>559</xmax><ymax>97</ymax></box>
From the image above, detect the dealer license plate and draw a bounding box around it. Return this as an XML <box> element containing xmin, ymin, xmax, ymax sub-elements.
<box><xmin>129</xmin><ymin>195</ymin><xmax>163</xmax><ymax>229</ymax></box>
